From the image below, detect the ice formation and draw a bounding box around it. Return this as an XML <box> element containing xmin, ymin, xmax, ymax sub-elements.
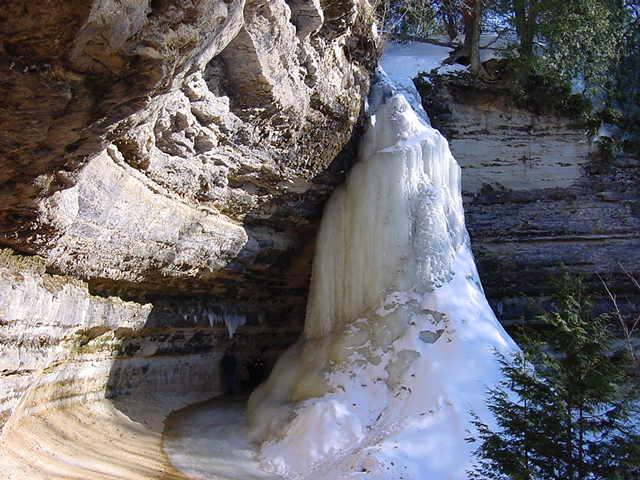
<box><xmin>247</xmin><ymin>42</ymin><xmax>518</xmax><ymax>479</ymax></box>
<box><xmin>173</xmin><ymin>302</ymin><xmax>247</xmax><ymax>338</ymax></box>
<box><xmin>206</xmin><ymin>307</ymin><xmax>246</xmax><ymax>338</ymax></box>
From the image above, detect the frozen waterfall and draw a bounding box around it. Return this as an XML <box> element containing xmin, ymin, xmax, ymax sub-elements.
<box><xmin>246</xmin><ymin>43</ymin><xmax>518</xmax><ymax>480</ymax></box>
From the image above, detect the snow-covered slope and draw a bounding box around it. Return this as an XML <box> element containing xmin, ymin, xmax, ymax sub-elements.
<box><xmin>246</xmin><ymin>41</ymin><xmax>518</xmax><ymax>480</ymax></box>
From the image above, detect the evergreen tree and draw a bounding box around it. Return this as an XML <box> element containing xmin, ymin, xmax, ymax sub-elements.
<box><xmin>489</xmin><ymin>0</ymin><xmax>628</xmax><ymax>94</ymax></box>
<box><xmin>603</xmin><ymin>2</ymin><xmax>640</xmax><ymax>152</ymax></box>
<box><xmin>374</xmin><ymin>0</ymin><xmax>439</xmax><ymax>39</ymax></box>
<box><xmin>536</xmin><ymin>0</ymin><xmax>627</xmax><ymax>94</ymax></box>
<box><xmin>469</xmin><ymin>273</ymin><xmax>640</xmax><ymax>480</ymax></box>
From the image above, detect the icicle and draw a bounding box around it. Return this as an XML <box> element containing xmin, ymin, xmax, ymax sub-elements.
<box><xmin>198</xmin><ymin>304</ymin><xmax>246</xmax><ymax>338</ymax></box>
<box><xmin>222</xmin><ymin>312</ymin><xmax>246</xmax><ymax>338</ymax></box>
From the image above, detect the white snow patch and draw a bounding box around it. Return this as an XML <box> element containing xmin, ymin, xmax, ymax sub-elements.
<box><xmin>380</xmin><ymin>41</ymin><xmax>458</xmax><ymax>81</ymax></box>
<box><xmin>377</xmin><ymin>41</ymin><xmax>461</xmax><ymax>123</ymax></box>
<box><xmin>164</xmin><ymin>400</ymin><xmax>282</xmax><ymax>480</ymax></box>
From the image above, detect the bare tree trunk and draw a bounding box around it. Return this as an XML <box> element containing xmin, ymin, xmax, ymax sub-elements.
<box><xmin>566</xmin><ymin>401</ymin><xmax>575</xmax><ymax>480</ymax></box>
<box><xmin>462</xmin><ymin>0</ymin><xmax>483</xmax><ymax>74</ymax></box>
<box><xmin>578</xmin><ymin>404</ymin><xmax>585</xmax><ymax>480</ymax></box>
<box><xmin>445</xmin><ymin>0</ymin><xmax>490</xmax><ymax>79</ymax></box>
<box><xmin>514</xmin><ymin>0</ymin><xmax>537</xmax><ymax>58</ymax></box>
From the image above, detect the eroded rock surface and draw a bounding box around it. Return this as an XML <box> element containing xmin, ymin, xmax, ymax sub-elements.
<box><xmin>0</xmin><ymin>0</ymin><xmax>377</xmax><ymax>308</ymax></box>
<box><xmin>0</xmin><ymin>0</ymin><xmax>377</xmax><ymax>435</ymax></box>
<box><xmin>0</xmin><ymin>249</ymin><xmax>300</xmax><ymax>430</ymax></box>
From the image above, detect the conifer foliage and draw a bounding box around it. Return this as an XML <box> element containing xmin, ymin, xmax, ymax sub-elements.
<box><xmin>469</xmin><ymin>273</ymin><xmax>640</xmax><ymax>480</ymax></box>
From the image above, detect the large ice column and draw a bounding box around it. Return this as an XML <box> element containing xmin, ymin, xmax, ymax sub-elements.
<box><xmin>305</xmin><ymin>92</ymin><xmax>465</xmax><ymax>340</ymax></box>
<box><xmin>247</xmin><ymin>58</ymin><xmax>518</xmax><ymax>480</ymax></box>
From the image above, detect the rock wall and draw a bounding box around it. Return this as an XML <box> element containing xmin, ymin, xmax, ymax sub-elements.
<box><xmin>7</xmin><ymin>1</ymin><xmax>637</xmax><ymax>442</ymax></box>
<box><xmin>0</xmin><ymin>0</ymin><xmax>377</xmax><ymax>307</ymax></box>
<box><xmin>0</xmin><ymin>249</ymin><xmax>300</xmax><ymax>431</ymax></box>
<box><xmin>420</xmin><ymin>73</ymin><xmax>640</xmax><ymax>322</ymax></box>
<box><xmin>0</xmin><ymin>0</ymin><xmax>377</xmax><ymax>430</ymax></box>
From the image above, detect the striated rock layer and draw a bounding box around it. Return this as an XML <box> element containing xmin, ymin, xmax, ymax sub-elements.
<box><xmin>420</xmin><ymin>74</ymin><xmax>640</xmax><ymax>321</ymax></box>
<box><xmin>0</xmin><ymin>249</ymin><xmax>299</xmax><ymax>432</ymax></box>
<box><xmin>0</xmin><ymin>0</ymin><xmax>377</xmax><ymax>436</ymax></box>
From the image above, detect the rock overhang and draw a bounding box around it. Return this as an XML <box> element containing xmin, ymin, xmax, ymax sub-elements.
<box><xmin>0</xmin><ymin>0</ymin><xmax>380</xmax><ymax>309</ymax></box>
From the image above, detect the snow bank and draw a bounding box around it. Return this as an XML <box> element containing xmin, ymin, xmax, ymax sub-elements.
<box><xmin>246</xmin><ymin>41</ymin><xmax>518</xmax><ymax>480</ymax></box>
<box><xmin>380</xmin><ymin>41</ymin><xmax>460</xmax><ymax>80</ymax></box>
<box><xmin>375</xmin><ymin>41</ymin><xmax>462</xmax><ymax>123</ymax></box>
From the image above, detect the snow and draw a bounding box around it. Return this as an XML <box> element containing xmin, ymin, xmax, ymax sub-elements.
<box><xmin>245</xmin><ymin>41</ymin><xmax>519</xmax><ymax>480</ymax></box>
<box><xmin>164</xmin><ymin>400</ymin><xmax>282</xmax><ymax>480</ymax></box>
<box><xmin>373</xmin><ymin>38</ymin><xmax>502</xmax><ymax>124</ymax></box>
<box><xmin>380</xmin><ymin>36</ymin><xmax>504</xmax><ymax>83</ymax></box>
<box><xmin>381</xmin><ymin>41</ymin><xmax>457</xmax><ymax>80</ymax></box>
<box><xmin>595</xmin><ymin>122</ymin><xmax>618</xmax><ymax>141</ymax></box>
<box><xmin>376</xmin><ymin>41</ymin><xmax>461</xmax><ymax>123</ymax></box>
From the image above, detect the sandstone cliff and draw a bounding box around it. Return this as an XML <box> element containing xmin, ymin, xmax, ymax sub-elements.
<box><xmin>0</xmin><ymin>0</ymin><xmax>377</xmax><ymax>430</ymax></box>
<box><xmin>0</xmin><ymin>0</ymin><xmax>376</xmax><ymax>303</ymax></box>
<box><xmin>419</xmin><ymin>72</ymin><xmax>640</xmax><ymax>322</ymax></box>
<box><xmin>1</xmin><ymin>4</ymin><xmax>638</xmax><ymax>462</ymax></box>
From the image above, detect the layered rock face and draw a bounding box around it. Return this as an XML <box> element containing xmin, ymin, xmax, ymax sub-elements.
<box><xmin>0</xmin><ymin>249</ymin><xmax>300</xmax><ymax>430</ymax></box>
<box><xmin>0</xmin><ymin>0</ymin><xmax>377</xmax><ymax>430</ymax></box>
<box><xmin>420</xmin><ymin>74</ymin><xmax>640</xmax><ymax>321</ymax></box>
